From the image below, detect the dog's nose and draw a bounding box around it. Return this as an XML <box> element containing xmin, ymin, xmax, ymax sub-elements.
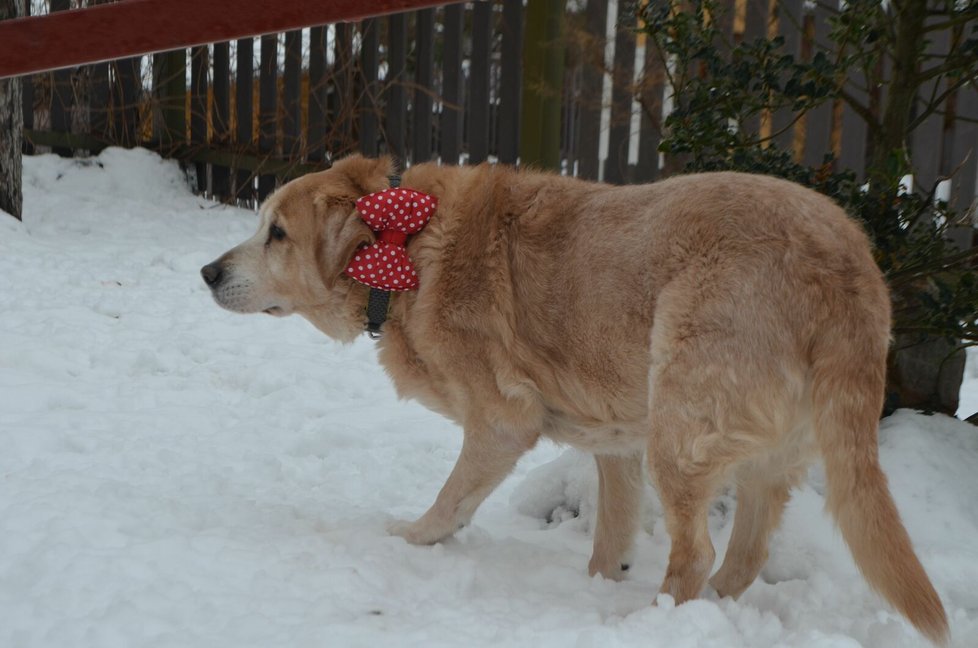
<box><xmin>201</xmin><ymin>263</ymin><xmax>224</xmax><ymax>287</ymax></box>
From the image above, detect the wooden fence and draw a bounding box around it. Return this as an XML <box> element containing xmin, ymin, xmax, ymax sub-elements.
<box><xmin>15</xmin><ymin>0</ymin><xmax>978</xmax><ymax>238</ymax></box>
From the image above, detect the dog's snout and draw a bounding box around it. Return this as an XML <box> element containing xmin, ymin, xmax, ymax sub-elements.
<box><xmin>201</xmin><ymin>263</ymin><xmax>224</xmax><ymax>287</ymax></box>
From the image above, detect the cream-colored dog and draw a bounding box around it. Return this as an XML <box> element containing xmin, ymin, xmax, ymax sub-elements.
<box><xmin>202</xmin><ymin>155</ymin><xmax>947</xmax><ymax>643</ymax></box>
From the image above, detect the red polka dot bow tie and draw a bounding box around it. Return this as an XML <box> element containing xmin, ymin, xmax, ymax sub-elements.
<box><xmin>344</xmin><ymin>187</ymin><xmax>437</xmax><ymax>291</ymax></box>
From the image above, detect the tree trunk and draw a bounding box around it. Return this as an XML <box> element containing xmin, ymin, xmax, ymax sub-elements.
<box><xmin>0</xmin><ymin>0</ymin><xmax>25</xmax><ymax>221</ymax></box>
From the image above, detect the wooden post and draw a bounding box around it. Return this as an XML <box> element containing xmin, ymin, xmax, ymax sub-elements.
<box><xmin>360</xmin><ymin>19</ymin><xmax>380</xmax><ymax>157</ymax></box>
<box><xmin>520</xmin><ymin>0</ymin><xmax>565</xmax><ymax>170</ymax></box>
<box><xmin>308</xmin><ymin>26</ymin><xmax>328</xmax><ymax>162</ymax></box>
<box><xmin>113</xmin><ymin>56</ymin><xmax>141</xmax><ymax>147</ymax></box>
<box><xmin>283</xmin><ymin>29</ymin><xmax>302</xmax><ymax>160</ymax></box>
<box><xmin>155</xmin><ymin>49</ymin><xmax>187</xmax><ymax>149</ymax></box>
<box><xmin>498</xmin><ymin>0</ymin><xmax>523</xmax><ymax>165</ymax></box>
<box><xmin>19</xmin><ymin>0</ymin><xmax>33</xmax><ymax>155</ymax></box>
<box><xmin>576</xmin><ymin>0</ymin><xmax>607</xmax><ymax>180</ymax></box>
<box><xmin>387</xmin><ymin>14</ymin><xmax>408</xmax><ymax>163</ymax></box>
<box><xmin>413</xmin><ymin>8</ymin><xmax>435</xmax><ymax>163</ymax></box>
<box><xmin>190</xmin><ymin>46</ymin><xmax>208</xmax><ymax>193</ymax></box>
<box><xmin>440</xmin><ymin>4</ymin><xmax>464</xmax><ymax>165</ymax></box>
<box><xmin>211</xmin><ymin>41</ymin><xmax>231</xmax><ymax>200</ymax></box>
<box><xmin>604</xmin><ymin>9</ymin><xmax>636</xmax><ymax>184</ymax></box>
<box><xmin>468</xmin><ymin>1</ymin><xmax>492</xmax><ymax>164</ymax></box>
<box><xmin>50</xmin><ymin>0</ymin><xmax>73</xmax><ymax>157</ymax></box>
<box><xmin>235</xmin><ymin>37</ymin><xmax>254</xmax><ymax>202</ymax></box>
<box><xmin>257</xmin><ymin>34</ymin><xmax>277</xmax><ymax>200</ymax></box>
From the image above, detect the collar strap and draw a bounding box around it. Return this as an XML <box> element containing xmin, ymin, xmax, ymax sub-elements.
<box><xmin>364</xmin><ymin>174</ymin><xmax>401</xmax><ymax>338</ymax></box>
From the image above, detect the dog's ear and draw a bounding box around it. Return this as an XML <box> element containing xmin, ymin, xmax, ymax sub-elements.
<box><xmin>329</xmin><ymin>154</ymin><xmax>395</xmax><ymax>197</ymax></box>
<box><xmin>318</xmin><ymin>207</ymin><xmax>374</xmax><ymax>290</ymax></box>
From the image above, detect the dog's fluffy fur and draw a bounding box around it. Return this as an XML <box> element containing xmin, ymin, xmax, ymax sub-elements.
<box><xmin>203</xmin><ymin>156</ymin><xmax>948</xmax><ymax>643</ymax></box>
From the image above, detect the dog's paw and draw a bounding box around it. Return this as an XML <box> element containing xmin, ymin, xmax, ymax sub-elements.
<box><xmin>587</xmin><ymin>555</ymin><xmax>629</xmax><ymax>582</ymax></box>
<box><xmin>387</xmin><ymin>518</ymin><xmax>452</xmax><ymax>545</ymax></box>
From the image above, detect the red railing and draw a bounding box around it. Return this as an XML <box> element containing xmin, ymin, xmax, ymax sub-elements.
<box><xmin>0</xmin><ymin>0</ymin><xmax>454</xmax><ymax>78</ymax></box>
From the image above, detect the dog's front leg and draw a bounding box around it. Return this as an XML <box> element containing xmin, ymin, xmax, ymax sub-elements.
<box><xmin>589</xmin><ymin>452</ymin><xmax>643</xmax><ymax>580</ymax></box>
<box><xmin>389</xmin><ymin>426</ymin><xmax>535</xmax><ymax>545</ymax></box>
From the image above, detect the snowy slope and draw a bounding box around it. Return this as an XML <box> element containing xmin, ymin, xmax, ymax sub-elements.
<box><xmin>1</xmin><ymin>149</ymin><xmax>977</xmax><ymax>648</ymax></box>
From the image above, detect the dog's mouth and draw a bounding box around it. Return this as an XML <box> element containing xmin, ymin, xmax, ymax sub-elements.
<box><xmin>263</xmin><ymin>306</ymin><xmax>285</xmax><ymax>316</ymax></box>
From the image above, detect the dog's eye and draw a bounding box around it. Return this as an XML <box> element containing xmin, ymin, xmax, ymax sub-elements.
<box><xmin>269</xmin><ymin>224</ymin><xmax>287</xmax><ymax>242</ymax></box>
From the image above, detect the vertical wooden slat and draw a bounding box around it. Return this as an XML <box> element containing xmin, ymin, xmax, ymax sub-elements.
<box><xmin>50</xmin><ymin>0</ymin><xmax>73</xmax><ymax>156</ymax></box>
<box><xmin>771</xmin><ymin>0</ymin><xmax>804</xmax><ymax>151</ymax></box>
<box><xmin>741</xmin><ymin>0</ymin><xmax>770</xmax><ymax>140</ymax></box>
<box><xmin>947</xmin><ymin>85</ymin><xmax>978</xmax><ymax>250</ymax></box>
<box><xmin>235</xmin><ymin>37</ymin><xmax>254</xmax><ymax>201</ymax></box>
<box><xmin>308</xmin><ymin>26</ymin><xmax>328</xmax><ymax>162</ymax></box>
<box><xmin>440</xmin><ymin>4</ymin><xmax>464</xmax><ymax>165</ymax></box>
<box><xmin>635</xmin><ymin>34</ymin><xmax>664</xmax><ymax>183</ymax></box>
<box><xmin>910</xmin><ymin>23</ymin><xmax>951</xmax><ymax>194</ymax></box>
<box><xmin>359</xmin><ymin>19</ymin><xmax>380</xmax><ymax>157</ymax></box>
<box><xmin>468</xmin><ymin>0</ymin><xmax>492</xmax><ymax>164</ymax></box>
<box><xmin>333</xmin><ymin>23</ymin><xmax>354</xmax><ymax>156</ymax></box>
<box><xmin>258</xmin><ymin>34</ymin><xmax>277</xmax><ymax>200</ymax></box>
<box><xmin>838</xmin><ymin>69</ymin><xmax>867</xmax><ymax>178</ymax></box>
<box><xmin>20</xmin><ymin>0</ymin><xmax>34</xmax><ymax>155</ymax></box>
<box><xmin>211</xmin><ymin>41</ymin><xmax>231</xmax><ymax>199</ymax></box>
<box><xmin>90</xmin><ymin>63</ymin><xmax>110</xmax><ymax>141</ymax></box>
<box><xmin>386</xmin><ymin>14</ymin><xmax>408</xmax><ymax>163</ymax></box>
<box><xmin>283</xmin><ymin>29</ymin><xmax>302</xmax><ymax>159</ymax></box>
<box><xmin>497</xmin><ymin>0</ymin><xmax>523</xmax><ymax>165</ymax></box>
<box><xmin>113</xmin><ymin>57</ymin><xmax>140</xmax><ymax>146</ymax></box>
<box><xmin>576</xmin><ymin>0</ymin><xmax>607</xmax><ymax>180</ymax></box>
<box><xmin>604</xmin><ymin>11</ymin><xmax>637</xmax><ymax>184</ymax></box>
<box><xmin>156</xmin><ymin>49</ymin><xmax>187</xmax><ymax>148</ymax></box>
<box><xmin>801</xmin><ymin>5</ymin><xmax>832</xmax><ymax>168</ymax></box>
<box><xmin>190</xmin><ymin>46</ymin><xmax>208</xmax><ymax>193</ymax></box>
<box><xmin>413</xmin><ymin>8</ymin><xmax>435</xmax><ymax>163</ymax></box>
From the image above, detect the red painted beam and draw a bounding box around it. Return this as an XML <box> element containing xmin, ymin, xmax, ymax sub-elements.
<box><xmin>0</xmin><ymin>0</ymin><xmax>458</xmax><ymax>79</ymax></box>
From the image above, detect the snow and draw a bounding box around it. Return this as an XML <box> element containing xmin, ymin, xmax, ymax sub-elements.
<box><xmin>2</xmin><ymin>148</ymin><xmax>977</xmax><ymax>647</ymax></box>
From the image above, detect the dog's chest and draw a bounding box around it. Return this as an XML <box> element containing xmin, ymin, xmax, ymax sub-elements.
<box><xmin>540</xmin><ymin>409</ymin><xmax>648</xmax><ymax>454</ymax></box>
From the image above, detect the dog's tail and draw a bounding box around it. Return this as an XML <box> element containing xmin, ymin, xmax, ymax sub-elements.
<box><xmin>811</xmin><ymin>308</ymin><xmax>948</xmax><ymax>644</ymax></box>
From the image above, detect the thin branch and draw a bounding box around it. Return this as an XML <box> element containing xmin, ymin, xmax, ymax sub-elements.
<box><xmin>907</xmin><ymin>71</ymin><xmax>978</xmax><ymax>131</ymax></box>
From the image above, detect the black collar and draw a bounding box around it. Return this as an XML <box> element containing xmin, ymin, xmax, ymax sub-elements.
<box><xmin>363</xmin><ymin>174</ymin><xmax>402</xmax><ymax>338</ymax></box>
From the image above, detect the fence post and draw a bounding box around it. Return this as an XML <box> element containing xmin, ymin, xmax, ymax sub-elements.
<box><xmin>190</xmin><ymin>46</ymin><xmax>208</xmax><ymax>193</ymax></box>
<box><xmin>235</xmin><ymin>37</ymin><xmax>254</xmax><ymax>202</ymax></box>
<box><xmin>258</xmin><ymin>34</ymin><xmax>277</xmax><ymax>200</ymax></box>
<box><xmin>283</xmin><ymin>30</ymin><xmax>302</xmax><ymax>160</ymax></box>
<box><xmin>576</xmin><ymin>0</ymin><xmax>607</xmax><ymax>180</ymax></box>
<box><xmin>498</xmin><ymin>0</ymin><xmax>523</xmax><ymax>165</ymax></box>
<box><xmin>50</xmin><ymin>0</ymin><xmax>73</xmax><ymax>157</ymax></box>
<box><xmin>155</xmin><ymin>49</ymin><xmax>187</xmax><ymax>149</ymax></box>
<box><xmin>387</xmin><ymin>14</ymin><xmax>408</xmax><ymax>163</ymax></box>
<box><xmin>360</xmin><ymin>19</ymin><xmax>380</xmax><ymax>157</ymax></box>
<box><xmin>413</xmin><ymin>8</ymin><xmax>435</xmax><ymax>163</ymax></box>
<box><xmin>212</xmin><ymin>41</ymin><xmax>231</xmax><ymax>200</ymax></box>
<box><xmin>20</xmin><ymin>0</ymin><xmax>33</xmax><ymax>156</ymax></box>
<box><xmin>440</xmin><ymin>4</ymin><xmax>464</xmax><ymax>165</ymax></box>
<box><xmin>468</xmin><ymin>1</ymin><xmax>492</xmax><ymax>164</ymax></box>
<box><xmin>308</xmin><ymin>26</ymin><xmax>328</xmax><ymax>162</ymax></box>
<box><xmin>604</xmin><ymin>9</ymin><xmax>636</xmax><ymax>184</ymax></box>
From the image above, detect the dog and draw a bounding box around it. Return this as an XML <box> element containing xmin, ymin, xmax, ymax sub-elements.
<box><xmin>202</xmin><ymin>155</ymin><xmax>948</xmax><ymax>643</ymax></box>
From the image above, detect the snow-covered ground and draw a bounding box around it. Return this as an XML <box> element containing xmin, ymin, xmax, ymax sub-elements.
<box><xmin>1</xmin><ymin>149</ymin><xmax>977</xmax><ymax>648</ymax></box>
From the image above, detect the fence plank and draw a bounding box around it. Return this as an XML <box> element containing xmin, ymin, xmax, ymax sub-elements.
<box><xmin>333</xmin><ymin>23</ymin><xmax>355</xmax><ymax>156</ymax></box>
<box><xmin>212</xmin><ymin>41</ymin><xmax>231</xmax><ymax>199</ymax></box>
<box><xmin>910</xmin><ymin>22</ymin><xmax>950</xmax><ymax>194</ymax></box>
<box><xmin>741</xmin><ymin>0</ymin><xmax>770</xmax><ymax>139</ymax></box>
<box><xmin>498</xmin><ymin>0</ymin><xmax>523</xmax><ymax>165</ymax></box>
<box><xmin>440</xmin><ymin>4</ymin><xmax>464</xmax><ymax>165</ymax></box>
<box><xmin>258</xmin><ymin>34</ymin><xmax>277</xmax><ymax>200</ymax></box>
<box><xmin>468</xmin><ymin>1</ymin><xmax>492</xmax><ymax>164</ymax></box>
<box><xmin>359</xmin><ymin>19</ymin><xmax>380</xmax><ymax>156</ymax></box>
<box><xmin>947</xmin><ymin>84</ymin><xmax>978</xmax><ymax>250</ymax></box>
<box><xmin>308</xmin><ymin>26</ymin><xmax>328</xmax><ymax>162</ymax></box>
<box><xmin>190</xmin><ymin>46</ymin><xmax>208</xmax><ymax>192</ymax></box>
<box><xmin>771</xmin><ymin>0</ymin><xmax>803</xmax><ymax>151</ymax></box>
<box><xmin>283</xmin><ymin>30</ymin><xmax>302</xmax><ymax>159</ymax></box>
<box><xmin>801</xmin><ymin>6</ymin><xmax>832</xmax><ymax>168</ymax></box>
<box><xmin>576</xmin><ymin>0</ymin><xmax>607</xmax><ymax>180</ymax></box>
<box><xmin>50</xmin><ymin>0</ymin><xmax>73</xmax><ymax>156</ymax></box>
<box><xmin>604</xmin><ymin>11</ymin><xmax>636</xmax><ymax>184</ymax></box>
<box><xmin>387</xmin><ymin>14</ymin><xmax>408</xmax><ymax>162</ymax></box>
<box><xmin>413</xmin><ymin>8</ymin><xmax>435</xmax><ymax>163</ymax></box>
<box><xmin>635</xmin><ymin>34</ymin><xmax>663</xmax><ymax>183</ymax></box>
<box><xmin>235</xmin><ymin>37</ymin><xmax>254</xmax><ymax>201</ymax></box>
<box><xmin>90</xmin><ymin>62</ymin><xmax>110</xmax><ymax>141</ymax></box>
<box><xmin>21</xmin><ymin>0</ymin><xmax>34</xmax><ymax>155</ymax></box>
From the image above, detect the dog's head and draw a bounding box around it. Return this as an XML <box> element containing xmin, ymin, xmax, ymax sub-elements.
<box><xmin>201</xmin><ymin>155</ymin><xmax>392</xmax><ymax>341</ymax></box>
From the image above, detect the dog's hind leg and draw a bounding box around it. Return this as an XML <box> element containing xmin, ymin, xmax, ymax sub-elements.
<box><xmin>389</xmin><ymin>426</ymin><xmax>536</xmax><ymax>545</ymax></box>
<box><xmin>708</xmin><ymin>472</ymin><xmax>792</xmax><ymax>599</ymax></box>
<box><xmin>589</xmin><ymin>452</ymin><xmax>644</xmax><ymax>581</ymax></box>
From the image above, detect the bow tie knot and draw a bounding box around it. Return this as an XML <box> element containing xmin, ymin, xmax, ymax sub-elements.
<box><xmin>344</xmin><ymin>187</ymin><xmax>437</xmax><ymax>291</ymax></box>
